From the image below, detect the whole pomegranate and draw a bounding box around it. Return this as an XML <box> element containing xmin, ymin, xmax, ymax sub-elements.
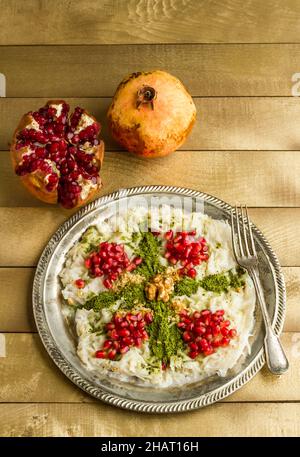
<box><xmin>11</xmin><ymin>100</ymin><xmax>104</xmax><ymax>209</ymax></box>
<box><xmin>107</xmin><ymin>70</ymin><xmax>196</xmax><ymax>158</ymax></box>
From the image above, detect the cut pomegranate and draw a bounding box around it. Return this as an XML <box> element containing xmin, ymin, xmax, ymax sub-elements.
<box><xmin>178</xmin><ymin>309</ymin><xmax>237</xmax><ymax>359</ymax></box>
<box><xmin>95</xmin><ymin>311</ymin><xmax>152</xmax><ymax>361</ymax></box>
<box><xmin>11</xmin><ymin>100</ymin><xmax>104</xmax><ymax>209</ymax></box>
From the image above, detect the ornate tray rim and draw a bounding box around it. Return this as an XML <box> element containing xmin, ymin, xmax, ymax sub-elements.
<box><xmin>32</xmin><ymin>185</ymin><xmax>286</xmax><ymax>414</ymax></box>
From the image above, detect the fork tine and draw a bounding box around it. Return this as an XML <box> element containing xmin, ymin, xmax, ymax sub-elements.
<box><xmin>240</xmin><ymin>204</ymin><xmax>251</xmax><ymax>256</ymax></box>
<box><xmin>235</xmin><ymin>205</ymin><xmax>245</xmax><ymax>257</ymax></box>
<box><xmin>231</xmin><ymin>208</ymin><xmax>239</xmax><ymax>260</ymax></box>
<box><xmin>245</xmin><ymin>205</ymin><xmax>256</xmax><ymax>256</ymax></box>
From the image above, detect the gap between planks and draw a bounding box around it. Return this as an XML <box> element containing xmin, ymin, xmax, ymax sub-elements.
<box><xmin>0</xmin><ymin>333</ymin><xmax>299</xmax><ymax>404</ymax></box>
<box><xmin>1</xmin><ymin>43</ymin><xmax>300</xmax><ymax>97</ymax></box>
<box><xmin>0</xmin><ymin>208</ymin><xmax>299</xmax><ymax>267</ymax></box>
<box><xmin>0</xmin><ymin>402</ymin><xmax>300</xmax><ymax>437</ymax></box>
<box><xmin>0</xmin><ymin>267</ymin><xmax>299</xmax><ymax>333</ymax></box>
<box><xmin>1</xmin><ymin>150</ymin><xmax>300</xmax><ymax>208</ymax></box>
<box><xmin>3</xmin><ymin>98</ymin><xmax>300</xmax><ymax>151</ymax></box>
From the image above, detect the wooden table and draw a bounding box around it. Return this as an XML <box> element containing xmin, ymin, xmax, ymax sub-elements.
<box><xmin>0</xmin><ymin>0</ymin><xmax>300</xmax><ymax>437</ymax></box>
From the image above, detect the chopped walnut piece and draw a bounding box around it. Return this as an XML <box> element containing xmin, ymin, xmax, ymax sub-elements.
<box><xmin>145</xmin><ymin>268</ymin><xmax>179</xmax><ymax>302</ymax></box>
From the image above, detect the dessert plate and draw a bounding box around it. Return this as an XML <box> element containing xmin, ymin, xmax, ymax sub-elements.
<box><xmin>33</xmin><ymin>186</ymin><xmax>286</xmax><ymax>413</ymax></box>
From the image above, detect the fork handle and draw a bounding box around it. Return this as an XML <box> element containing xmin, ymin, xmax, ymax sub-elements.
<box><xmin>250</xmin><ymin>268</ymin><xmax>289</xmax><ymax>375</ymax></box>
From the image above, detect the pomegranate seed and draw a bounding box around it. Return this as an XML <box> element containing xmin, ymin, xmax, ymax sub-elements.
<box><xmin>110</xmin><ymin>329</ymin><xmax>119</xmax><ymax>340</ymax></box>
<box><xmin>103</xmin><ymin>340</ymin><xmax>113</xmax><ymax>350</ymax></box>
<box><xmin>95</xmin><ymin>350</ymin><xmax>106</xmax><ymax>359</ymax></box>
<box><xmin>119</xmin><ymin>329</ymin><xmax>130</xmax><ymax>338</ymax></box>
<box><xmin>120</xmin><ymin>321</ymin><xmax>129</xmax><ymax>328</ymax></box>
<box><xmin>120</xmin><ymin>346</ymin><xmax>129</xmax><ymax>354</ymax></box>
<box><xmin>189</xmin><ymin>342</ymin><xmax>198</xmax><ymax>351</ymax></box>
<box><xmin>164</xmin><ymin>230</ymin><xmax>173</xmax><ymax>240</ymax></box>
<box><xmin>177</xmin><ymin>322</ymin><xmax>186</xmax><ymax>329</ymax></box>
<box><xmin>84</xmin><ymin>258</ymin><xmax>91</xmax><ymax>269</ymax></box>
<box><xmin>194</xmin><ymin>325</ymin><xmax>206</xmax><ymax>335</ymax></box>
<box><xmin>221</xmin><ymin>327</ymin><xmax>229</xmax><ymax>337</ymax></box>
<box><xmin>201</xmin><ymin>310</ymin><xmax>211</xmax><ymax>317</ymax></box>
<box><xmin>106</xmin><ymin>323</ymin><xmax>115</xmax><ymax>331</ymax></box>
<box><xmin>123</xmin><ymin>337</ymin><xmax>133</xmax><ymax>346</ymax></box>
<box><xmin>187</xmin><ymin>268</ymin><xmax>197</xmax><ymax>278</ymax></box>
<box><xmin>107</xmin><ymin>349</ymin><xmax>117</xmax><ymax>360</ymax></box>
<box><xmin>221</xmin><ymin>320</ymin><xmax>230</xmax><ymax>328</ymax></box>
<box><xmin>112</xmin><ymin>341</ymin><xmax>120</xmax><ymax>351</ymax></box>
<box><xmin>183</xmin><ymin>331</ymin><xmax>192</xmax><ymax>342</ymax></box>
<box><xmin>75</xmin><ymin>278</ymin><xmax>85</xmax><ymax>289</ymax></box>
<box><xmin>169</xmin><ymin>257</ymin><xmax>177</xmax><ymax>265</ymax></box>
<box><xmin>229</xmin><ymin>329</ymin><xmax>237</xmax><ymax>338</ymax></box>
<box><xmin>189</xmin><ymin>351</ymin><xmax>199</xmax><ymax>359</ymax></box>
<box><xmin>103</xmin><ymin>278</ymin><xmax>112</xmax><ymax>289</ymax></box>
<box><xmin>133</xmin><ymin>256</ymin><xmax>143</xmax><ymax>266</ymax></box>
<box><xmin>216</xmin><ymin>310</ymin><xmax>225</xmax><ymax>316</ymax></box>
<box><xmin>221</xmin><ymin>337</ymin><xmax>230</xmax><ymax>347</ymax></box>
<box><xmin>144</xmin><ymin>312</ymin><xmax>153</xmax><ymax>324</ymax></box>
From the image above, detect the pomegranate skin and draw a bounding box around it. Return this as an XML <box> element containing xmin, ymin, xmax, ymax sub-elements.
<box><xmin>11</xmin><ymin>100</ymin><xmax>104</xmax><ymax>209</ymax></box>
<box><xmin>107</xmin><ymin>71</ymin><xmax>196</xmax><ymax>158</ymax></box>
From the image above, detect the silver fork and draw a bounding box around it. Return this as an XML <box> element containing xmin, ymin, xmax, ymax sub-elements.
<box><xmin>231</xmin><ymin>204</ymin><xmax>289</xmax><ymax>375</ymax></box>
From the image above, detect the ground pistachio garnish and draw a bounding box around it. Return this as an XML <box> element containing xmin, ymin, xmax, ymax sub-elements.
<box><xmin>82</xmin><ymin>282</ymin><xmax>147</xmax><ymax>311</ymax></box>
<box><xmin>148</xmin><ymin>300</ymin><xmax>184</xmax><ymax>365</ymax></box>
<box><xmin>173</xmin><ymin>276</ymin><xmax>200</xmax><ymax>296</ymax></box>
<box><xmin>173</xmin><ymin>269</ymin><xmax>246</xmax><ymax>296</ymax></box>
<box><xmin>134</xmin><ymin>231</ymin><xmax>164</xmax><ymax>280</ymax></box>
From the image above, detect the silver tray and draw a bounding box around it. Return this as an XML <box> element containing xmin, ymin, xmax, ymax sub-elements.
<box><xmin>33</xmin><ymin>185</ymin><xmax>286</xmax><ymax>413</ymax></box>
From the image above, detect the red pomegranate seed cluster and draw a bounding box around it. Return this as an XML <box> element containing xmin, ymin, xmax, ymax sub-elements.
<box><xmin>85</xmin><ymin>242</ymin><xmax>142</xmax><ymax>289</ymax></box>
<box><xmin>95</xmin><ymin>311</ymin><xmax>153</xmax><ymax>360</ymax></box>
<box><xmin>178</xmin><ymin>309</ymin><xmax>237</xmax><ymax>358</ymax></box>
<box><xmin>164</xmin><ymin>230</ymin><xmax>209</xmax><ymax>277</ymax></box>
<box><xmin>14</xmin><ymin>101</ymin><xmax>101</xmax><ymax>209</ymax></box>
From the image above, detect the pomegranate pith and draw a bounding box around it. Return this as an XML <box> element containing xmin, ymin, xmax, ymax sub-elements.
<box><xmin>11</xmin><ymin>100</ymin><xmax>104</xmax><ymax>209</ymax></box>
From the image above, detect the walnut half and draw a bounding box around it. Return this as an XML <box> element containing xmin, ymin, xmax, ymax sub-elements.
<box><xmin>145</xmin><ymin>269</ymin><xmax>178</xmax><ymax>303</ymax></box>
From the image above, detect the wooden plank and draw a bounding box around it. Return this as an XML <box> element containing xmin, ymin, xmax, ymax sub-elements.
<box><xmin>1</xmin><ymin>0</ymin><xmax>300</xmax><ymax>45</ymax></box>
<box><xmin>0</xmin><ymin>333</ymin><xmax>298</xmax><ymax>405</ymax></box>
<box><xmin>0</xmin><ymin>267</ymin><xmax>298</xmax><ymax>333</ymax></box>
<box><xmin>0</xmin><ymin>402</ymin><xmax>299</xmax><ymax>436</ymax></box>
<box><xmin>0</xmin><ymin>208</ymin><xmax>299</xmax><ymax>267</ymax></box>
<box><xmin>2</xmin><ymin>97</ymin><xmax>300</xmax><ymax>151</ymax></box>
<box><xmin>1</xmin><ymin>150</ymin><xmax>300</xmax><ymax>208</ymax></box>
<box><xmin>0</xmin><ymin>268</ymin><xmax>36</xmax><ymax>332</ymax></box>
<box><xmin>1</xmin><ymin>44</ymin><xmax>300</xmax><ymax>97</ymax></box>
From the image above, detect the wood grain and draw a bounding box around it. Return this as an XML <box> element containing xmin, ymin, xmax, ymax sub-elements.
<box><xmin>3</xmin><ymin>97</ymin><xmax>300</xmax><ymax>151</ymax></box>
<box><xmin>1</xmin><ymin>44</ymin><xmax>300</xmax><ymax>97</ymax></box>
<box><xmin>0</xmin><ymin>333</ymin><xmax>298</xmax><ymax>406</ymax></box>
<box><xmin>1</xmin><ymin>0</ymin><xmax>300</xmax><ymax>45</ymax></box>
<box><xmin>0</xmin><ymin>402</ymin><xmax>299</xmax><ymax>437</ymax></box>
<box><xmin>0</xmin><ymin>208</ymin><xmax>299</xmax><ymax>267</ymax></box>
<box><xmin>0</xmin><ymin>267</ymin><xmax>298</xmax><ymax>333</ymax></box>
<box><xmin>1</xmin><ymin>150</ymin><xmax>300</xmax><ymax>208</ymax></box>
